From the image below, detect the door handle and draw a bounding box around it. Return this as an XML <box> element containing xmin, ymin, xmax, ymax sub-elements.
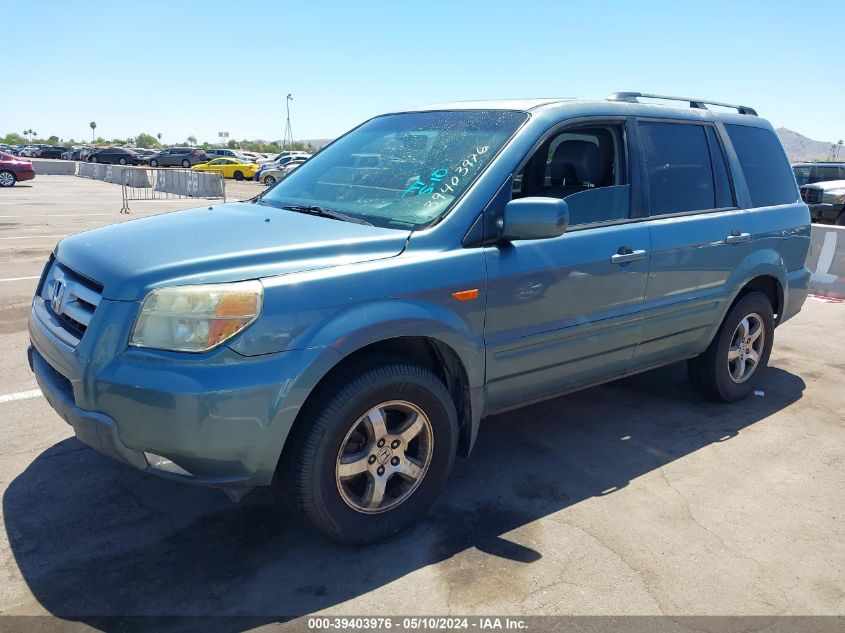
<box><xmin>610</xmin><ymin>249</ymin><xmax>647</xmax><ymax>264</ymax></box>
<box><xmin>725</xmin><ymin>232</ymin><xmax>751</xmax><ymax>244</ymax></box>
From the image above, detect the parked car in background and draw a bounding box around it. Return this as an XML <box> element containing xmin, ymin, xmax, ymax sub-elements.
<box><xmin>148</xmin><ymin>147</ymin><xmax>208</xmax><ymax>168</ymax></box>
<box><xmin>27</xmin><ymin>93</ymin><xmax>810</xmax><ymax>545</ymax></box>
<box><xmin>20</xmin><ymin>146</ymin><xmax>43</xmax><ymax>158</ymax></box>
<box><xmin>86</xmin><ymin>147</ymin><xmax>143</xmax><ymax>165</ymax></box>
<box><xmin>130</xmin><ymin>149</ymin><xmax>155</xmax><ymax>163</ymax></box>
<box><xmin>253</xmin><ymin>153</ymin><xmax>311</xmax><ymax>181</ymax></box>
<box><xmin>240</xmin><ymin>151</ymin><xmax>264</xmax><ymax>162</ymax></box>
<box><xmin>792</xmin><ymin>162</ymin><xmax>845</xmax><ymax>187</ymax></box>
<box><xmin>258</xmin><ymin>158</ymin><xmax>307</xmax><ymax>185</ymax></box>
<box><xmin>0</xmin><ymin>151</ymin><xmax>35</xmax><ymax>187</ymax></box>
<box><xmin>261</xmin><ymin>151</ymin><xmax>311</xmax><ymax>165</ymax></box>
<box><xmin>800</xmin><ymin>180</ymin><xmax>845</xmax><ymax>225</ymax></box>
<box><xmin>257</xmin><ymin>165</ymin><xmax>284</xmax><ymax>185</ymax></box>
<box><xmin>192</xmin><ymin>157</ymin><xmax>259</xmax><ymax>180</ymax></box>
<box><xmin>205</xmin><ymin>148</ymin><xmax>255</xmax><ymax>163</ymax></box>
<box><xmin>39</xmin><ymin>146</ymin><xmax>71</xmax><ymax>159</ymax></box>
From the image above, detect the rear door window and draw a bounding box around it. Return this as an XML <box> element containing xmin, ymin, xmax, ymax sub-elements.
<box><xmin>724</xmin><ymin>124</ymin><xmax>798</xmax><ymax>207</ymax></box>
<box><xmin>639</xmin><ymin>121</ymin><xmax>715</xmax><ymax>214</ymax></box>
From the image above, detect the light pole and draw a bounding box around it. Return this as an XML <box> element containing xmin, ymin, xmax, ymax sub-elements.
<box><xmin>283</xmin><ymin>94</ymin><xmax>294</xmax><ymax>150</ymax></box>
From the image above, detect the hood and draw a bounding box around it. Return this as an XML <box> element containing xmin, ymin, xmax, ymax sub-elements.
<box><xmin>804</xmin><ymin>179</ymin><xmax>845</xmax><ymax>191</ymax></box>
<box><xmin>55</xmin><ymin>202</ymin><xmax>410</xmax><ymax>300</ymax></box>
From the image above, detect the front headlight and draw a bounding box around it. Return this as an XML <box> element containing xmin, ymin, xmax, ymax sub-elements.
<box><xmin>129</xmin><ymin>281</ymin><xmax>263</xmax><ymax>352</ymax></box>
<box><xmin>822</xmin><ymin>190</ymin><xmax>845</xmax><ymax>205</ymax></box>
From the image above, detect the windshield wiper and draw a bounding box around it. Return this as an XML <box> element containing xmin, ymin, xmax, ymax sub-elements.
<box><xmin>279</xmin><ymin>204</ymin><xmax>373</xmax><ymax>226</ymax></box>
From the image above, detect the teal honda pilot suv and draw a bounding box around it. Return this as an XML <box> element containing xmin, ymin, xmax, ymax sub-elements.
<box><xmin>28</xmin><ymin>92</ymin><xmax>811</xmax><ymax>544</ymax></box>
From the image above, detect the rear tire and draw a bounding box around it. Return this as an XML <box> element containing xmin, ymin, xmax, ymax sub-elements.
<box><xmin>234</xmin><ymin>170</ymin><xmax>244</xmax><ymax>181</ymax></box>
<box><xmin>279</xmin><ymin>356</ymin><xmax>458</xmax><ymax>545</ymax></box>
<box><xmin>688</xmin><ymin>291</ymin><xmax>774</xmax><ymax>402</ymax></box>
<box><xmin>835</xmin><ymin>210</ymin><xmax>845</xmax><ymax>226</ymax></box>
<box><xmin>150</xmin><ymin>159</ymin><xmax>159</xmax><ymax>168</ymax></box>
<box><xmin>264</xmin><ymin>175</ymin><xmax>276</xmax><ymax>186</ymax></box>
<box><xmin>0</xmin><ymin>171</ymin><xmax>16</xmax><ymax>187</ymax></box>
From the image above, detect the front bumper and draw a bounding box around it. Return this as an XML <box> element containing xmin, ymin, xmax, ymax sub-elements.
<box><xmin>28</xmin><ymin>296</ymin><xmax>335</xmax><ymax>490</ymax></box>
<box><xmin>808</xmin><ymin>203</ymin><xmax>843</xmax><ymax>223</ymax></box>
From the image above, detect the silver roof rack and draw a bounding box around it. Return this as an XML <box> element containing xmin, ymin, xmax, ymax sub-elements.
<box><xmin>607</xmin><ymin>92</ymin><xmax>757</xmax><ymax>116</ymax></box>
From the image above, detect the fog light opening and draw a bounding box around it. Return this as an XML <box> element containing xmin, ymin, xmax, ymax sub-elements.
<box><xmin>144</xmin><ymin>452</ymin><xmax>191</xmax><ymax>476</ymax></box>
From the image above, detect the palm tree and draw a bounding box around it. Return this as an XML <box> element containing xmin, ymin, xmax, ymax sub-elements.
<box><xmin>89</xmin><ymin>121</ymin><xmax>97</xmax><ymax>142</ymax></box>
<box><xmin>187</xmin><ymin>135</ymin><xmax>197</xmax><ymax>146</ymax></box>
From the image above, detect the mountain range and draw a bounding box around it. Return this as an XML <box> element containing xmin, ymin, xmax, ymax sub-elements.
<box><xmin>776</xmin><ymin>128</ymin><xmax>842</xmax><ymax>162</ymax></box>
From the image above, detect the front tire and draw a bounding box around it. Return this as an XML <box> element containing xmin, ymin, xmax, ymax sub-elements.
<box><xmin>90</xmin><ymin>156</ymin><xmax>98</xmax><ymax>163</ymax></box>
<box><xmin>119</xmin><ymin>157</ymin><xmax>127</xmax><ymax>165</ymax></box>
<box><xmin>688</xmin><ymin>291</ymin><xmax>774</xmax><ymax>402</ymax></box>
<box><xmin>835</xmin><ymin>210</ymin><xmax>845</xmax><ymax>226</ymax></box>
<box><xmin>150</xmin><ymin>159</ymin><xmax>159</xmax><ymax>168</ymax></box>
<box><xmin>264</xmin><ymin>175</ymin><xmax>276</xmax><ymax>186</ymax></box>
<box><xmin>0</xmin><ymin>171</ymin><xmax>16</xmax><ymax>187</ymax></box>
<box><xmin>182</xmin><ymin>159</ymin><xmax>191</xmax><ymax>168</ymax></box>
<box><xmin>280</xmin><ymin>356</ymin><xmax>458</xmax><ymax>545</ymax></box>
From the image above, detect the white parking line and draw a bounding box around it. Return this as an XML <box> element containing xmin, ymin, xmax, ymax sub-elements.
<box><xmin>0</xmin><ymin>389</ymin><xmax>42</xmax><ymax>404</ymax></box>
<box><xmin>0</xmin><ymin>276</ymin><xmax>40</xmax><ymax>282</ymax></box>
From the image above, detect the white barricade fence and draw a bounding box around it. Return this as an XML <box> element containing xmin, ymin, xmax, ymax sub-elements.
<box><xmin>120</xmin><ymin>166</ymin><xmax>225</xmax><ymax>213</ymax></box>
<box><xmin>807</xmin><ymin>224</ymin><xmax>845</xmax><ymax>300</ymax></box>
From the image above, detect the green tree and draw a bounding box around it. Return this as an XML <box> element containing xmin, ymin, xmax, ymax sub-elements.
<box><xmin>2</xmin><ymin>133</ymin><xmax>27</xmax><ymax>145</ymax></box>
<box><xmin>134</xmin><ymin>133</ymin><xmax>160</xmax><ymax>148</ymax></box>
<box><xmin>47</xmin><ymin>135</ymin><xmax>59</xmax><ymax>144</ymax></box>
<box><xmin>186</xmin><ymin>135</ymin><xmax>197</xmax><ymax>146</ymax></box>
<box><xmin>89</xmin><ymin>121</ymin><xmax>97</xmax><ymax>142</ymax></box>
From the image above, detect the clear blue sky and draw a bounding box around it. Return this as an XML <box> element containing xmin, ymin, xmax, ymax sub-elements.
<box><xmin>4</xmin><ymin>0</ymin><xmax>843</xmax><ymax>144</ymax></box>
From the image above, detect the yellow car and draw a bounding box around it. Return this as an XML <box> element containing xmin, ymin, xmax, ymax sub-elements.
<box><xmin>192</xmin><ymin>158</ymin><xmax>259</xmax><ymax>180</ymax></box>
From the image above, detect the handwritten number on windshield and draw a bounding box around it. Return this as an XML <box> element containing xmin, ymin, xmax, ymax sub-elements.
<box><xmin>402</xmin><ymin>168</ymin><xmax>449</xmax><ymax>199</ymax></box>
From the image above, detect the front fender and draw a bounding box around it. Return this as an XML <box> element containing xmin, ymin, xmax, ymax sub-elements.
<box><xmin>306</xmin><ymin>299</ymin><xmax>486</xmax><ymax>388</ymax></box>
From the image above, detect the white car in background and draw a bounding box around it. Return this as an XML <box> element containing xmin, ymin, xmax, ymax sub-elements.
<box><xmin>20</xmin><ymin>146</ymin><xmax>43</xmax><ymax>158</ymax></box>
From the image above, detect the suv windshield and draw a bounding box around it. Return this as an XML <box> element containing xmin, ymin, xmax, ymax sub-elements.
<box><xmin>258</xmin><ymin>110</ymin><xmax>528</xmax><ymax>229</ymax></box>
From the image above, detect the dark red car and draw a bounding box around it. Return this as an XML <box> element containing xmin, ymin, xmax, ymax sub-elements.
<box><xmin>0</xmin><ymin>151</ymin><xmax>35</xmax><ymax>187</ymax></box>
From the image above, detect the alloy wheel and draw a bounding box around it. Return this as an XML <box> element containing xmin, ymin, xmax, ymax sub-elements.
<box><xmin>335</xmin><ymin>400</ymin><xmax>434</xmax><ymax>514</ymax></box>
<box><xmin>0</xmin><ymin>172</ymin><xmax>15</xmax><ymax>187</ymax></box>
<box><xmin>727</xmin><ymin>312</ymin><xmax>764</xmax><ymax>383</ymax></box>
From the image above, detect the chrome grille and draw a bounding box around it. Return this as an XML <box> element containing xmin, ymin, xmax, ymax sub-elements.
<box><xmin>40</xmin><ymin>260</ymin><xmax>103</xmax><ymax>341</ymax></box>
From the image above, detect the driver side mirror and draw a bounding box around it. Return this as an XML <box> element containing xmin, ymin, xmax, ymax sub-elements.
<box><xmin>501</xmin><ymin>197</ymin><xmax>569</xmax><ymax>241</ymax></box>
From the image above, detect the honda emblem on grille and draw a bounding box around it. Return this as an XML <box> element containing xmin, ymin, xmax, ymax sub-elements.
<box><xmin>51</xmin><ymin>279</ymin><xmax>65</xmax><ymax>314</ymax></box>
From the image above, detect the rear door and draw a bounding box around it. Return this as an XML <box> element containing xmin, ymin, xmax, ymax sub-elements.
<box><xmin>631</xmin><ymin>119</ymin><xmax>751</xmax><ymax>369</ymax></box>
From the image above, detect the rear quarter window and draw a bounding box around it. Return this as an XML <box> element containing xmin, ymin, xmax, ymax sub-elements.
<box><xmin>725</xmin><ymin>124</ymin><xmax>798</xmax><ymax>207</ymax></box>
